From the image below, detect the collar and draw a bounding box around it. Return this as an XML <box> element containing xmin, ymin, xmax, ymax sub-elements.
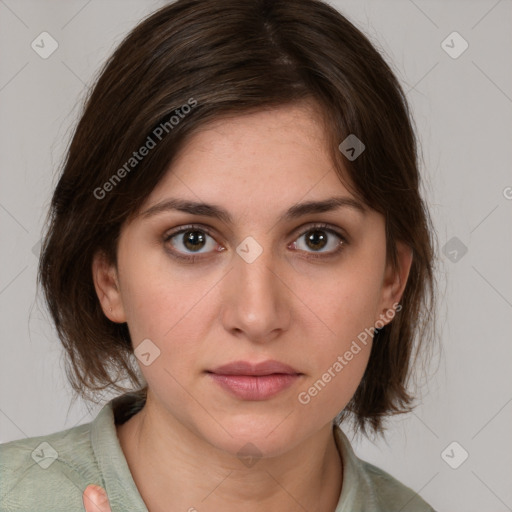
<box><xmin>89</xmin><ymin>392</ymin><xmax>370</xmax><ymax>512</ymax></box>
<box><xmin>90</xmin><ymin>393</ymin><xmax>148</xmax><ymax>511</ymax></box>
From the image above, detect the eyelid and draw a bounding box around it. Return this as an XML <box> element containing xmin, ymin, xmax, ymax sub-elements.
<box><xmin>291</xmin><ymin>222</ymin><xmax>348</xmax><ymax>242</ymax></box>
<box><xmin>164</xmin><ymin>222</ymin><xmax>348</xmax><ymax>241</ymax></box>
<box><xmin>164</xmin><ymin>223</ymin><xmax>215</xmax><ymax>237</ymax></box>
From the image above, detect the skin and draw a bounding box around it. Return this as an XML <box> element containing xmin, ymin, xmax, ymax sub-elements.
<box><xmin>83</xmin><ymin>485</ymin><xmax>110</xmax><ymax>512</ymax></box>
<box><xmin>90</xmin><ymin>101</ymin><xmax>412</xmax><ymax>512</ymax></box>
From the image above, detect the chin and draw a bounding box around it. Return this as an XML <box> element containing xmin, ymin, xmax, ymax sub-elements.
<box><xmin>200</xmin><ymin>415</ymin><xmax>309</xmax><ymax>461</ymax></box>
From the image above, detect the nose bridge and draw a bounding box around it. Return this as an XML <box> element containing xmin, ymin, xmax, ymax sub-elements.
<box><xmin>221</xmin><ymin>234</ymin><xmax>290</xmax><ymax>341</ymax></box>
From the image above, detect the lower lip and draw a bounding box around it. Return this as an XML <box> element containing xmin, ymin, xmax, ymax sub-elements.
<box><xmin>207</xmin><ymin>373</ymin><xmax>301</xmax><ymax>400</ymax></box>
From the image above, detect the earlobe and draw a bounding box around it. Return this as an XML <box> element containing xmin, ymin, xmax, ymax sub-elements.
<box><xmin>91</xmin><ymin>251</ymin><xmax>126</xmax><ymax>323</ymax></box>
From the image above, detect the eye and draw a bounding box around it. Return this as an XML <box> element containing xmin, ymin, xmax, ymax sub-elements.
<box><xmin>164</xmin><ymin>225</ymin><xmax>221</xmax><ymax>261</ymax></box>
<box><xmin>163</xmin><ymin>222</ymin><xmax>347</xmax><ymax>263</ymax></box>
<box><xmin>290</xmin><ymin>223</ymin><xmax>346</xmax><ymax>259</ymax></box>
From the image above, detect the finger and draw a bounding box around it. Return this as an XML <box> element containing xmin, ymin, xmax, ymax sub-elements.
<box><xmin>83</xmin><ymin>484</ymin><xmax>112</xmax><ymax>512</ymax></box>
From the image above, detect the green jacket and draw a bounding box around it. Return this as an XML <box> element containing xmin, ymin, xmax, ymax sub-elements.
<box><xmin>0</xmin><ymin>393</ymin><xmax>435</xmax><ymax>511</ymax></box>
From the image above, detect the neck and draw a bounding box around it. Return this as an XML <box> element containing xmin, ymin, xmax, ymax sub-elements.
<box><xmin>116</xmin><ymin>395</ymin><xmax>343</xmax><ymax>512</ymax></box>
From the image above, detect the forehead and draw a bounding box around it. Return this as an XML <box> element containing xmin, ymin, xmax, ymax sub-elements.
<box><xmin>193</xmin><ymin>101</ymin><xmax>327</xmax><ymax>157</ymax></box>
<box><xmin>142</xmin><ymin>102</ymin><xmax>359</xmax><ymax>217</ymax></box>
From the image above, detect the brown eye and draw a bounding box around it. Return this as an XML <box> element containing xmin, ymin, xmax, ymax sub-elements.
<box><xmin>304</xmin><ymin>230</ymin><xmax>328</xmax><ymax>251</ymax></box>
<box><xmin>181</xmin><ymin>230</ymin><xmax>207</xmax><ymax>251</ymax></box>
<box><xmin>164</xmin><ymin>226</ymin><xmax>219</xmax><ymax>259</ymax></box>
<box><xmin>292</xmin><ymin>225</ymin><xmax>345</xmax><ymax>255</ymax></box>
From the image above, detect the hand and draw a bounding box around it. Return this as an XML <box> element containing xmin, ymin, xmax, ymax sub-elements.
<box><xmin>83</xmin><ymin>484</ymin><xmax>112</xmax><ymax>512</ymax></box>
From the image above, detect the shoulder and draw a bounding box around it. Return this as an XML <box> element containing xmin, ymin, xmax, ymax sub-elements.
<box><xmin>0</xmin><ymin>420</ymin><xmax>100</xmax><ymax>512</ymax></box>
<box><xmin>358</xmin><ymin>459</ymin><xmax>436</xmax><ymax>511</ymax></box>
<box><xmin>333</xmin><ymin>426</ymin><xmax>436</xmax><ymax>512</ymax></box>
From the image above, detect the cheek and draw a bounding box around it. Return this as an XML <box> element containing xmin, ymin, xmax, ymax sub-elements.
<box><xmin>296</xmin><ymin>345</ymin><xmax>371</xmax><ymax>414</ymax></box>
<box><xmin>118</xmin><ymin>264</ymin><xmax>209</xmax><ymax>406</ymax></box>
<box><xmin>120</xmin><ymin>273</ymin><xmax>171</xmax><ymax>343</ymax></box>
<box><xmin>293</xmin><ymin>256</ymin><xmax>383</xmax><ymax>413</ymax></box>
<box><xmin>119</xmin><ymin>250</ymin><xmax>186</xmax><ymax>350</ymax></box>
<box><xmin>295</xmin><ymin>278</ymin><xmax>375</xmax><ymax>417</ymax></box>
<box><xmin>315</xmin><ymin>260</ymin><xmax>384</xmax><ymax>345</ymax></box>
<box><xmin>117</xmin><ymin>238</ymin><xmax>192</xmax><ymax>337</ymax></box>
<box><xmin>117</xmin><ymin>249</ymin><xmax>216</xmax><ymax>369</ymax></box>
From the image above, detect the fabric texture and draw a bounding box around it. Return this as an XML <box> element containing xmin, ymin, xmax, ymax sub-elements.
<box><xmin>0</xmin><ymin>392</ymin><xmax>435</xmax><ymax>511</ymax></box>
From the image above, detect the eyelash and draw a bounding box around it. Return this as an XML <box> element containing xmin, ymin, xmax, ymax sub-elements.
<box><xmin>163</xmin><ymin>223</ymin><xmax>348</xmax><ymax>263</ymax></box>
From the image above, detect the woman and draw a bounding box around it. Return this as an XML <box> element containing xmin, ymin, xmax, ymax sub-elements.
<box><xmin>0</xmin><ymin>0</ymin><xmax>437</xmax><ymax>510</ymax></box>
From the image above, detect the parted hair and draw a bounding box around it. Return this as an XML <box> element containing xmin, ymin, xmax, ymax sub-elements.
<box><xmin>39</xmin><ymin>0</ymin><xmax>436</xmax><ymax>435</ymax></box>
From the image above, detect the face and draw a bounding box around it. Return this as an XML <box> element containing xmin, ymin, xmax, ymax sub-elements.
<box><xmin>93</xmin><ymin>101</ymin><xmax>411</xmax><ymax>459</ymax></box>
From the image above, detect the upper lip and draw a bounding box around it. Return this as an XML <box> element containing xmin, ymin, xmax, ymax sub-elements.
<box><xmin>208</xmin><ymin>360</ymin><xmax>301</xmax><ymax>376</ymax></box>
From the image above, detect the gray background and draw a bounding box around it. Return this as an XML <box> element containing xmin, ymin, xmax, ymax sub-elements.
<box><xmin>1</xmin><ymin>1</ymin><xmax>511</xmax><ymax>510</ymax></box>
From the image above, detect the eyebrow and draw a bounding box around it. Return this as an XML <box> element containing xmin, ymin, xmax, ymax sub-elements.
<box><xmin>140</xmin><ymin>195</ymin><xmax>367</xmax><ymax>224</ymax></box>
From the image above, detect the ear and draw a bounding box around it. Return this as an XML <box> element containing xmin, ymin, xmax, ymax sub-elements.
<box><xmin>376</xmin><ymin>241</ymin><xmax>413</xmax><ymax>326</ymax></box>
<box><xmin>92</xmin><ymin>251</ymin><xmax>127</xmax><ymax>323</ymax></box>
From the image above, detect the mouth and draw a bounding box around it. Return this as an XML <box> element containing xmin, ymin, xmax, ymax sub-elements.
<box><xmin>208</xmin><ymin>359</ymin><xmax>301</xmax><ymax>376</ymax></box>
<box><xmin>206</xmin><ymin>360</ymin><xmax>303</xmax><ymax>401</ymax></box>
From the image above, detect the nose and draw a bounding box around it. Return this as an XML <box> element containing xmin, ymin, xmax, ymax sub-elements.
<box><xmin>220</xmin><ymin>239</ymin><xmax>292</xmax><ymax>344</ymax></box>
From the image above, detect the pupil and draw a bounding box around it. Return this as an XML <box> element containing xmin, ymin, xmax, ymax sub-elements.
<box><xmin>184</xmin><ymin>230</ymin><xmax>205</xmax><ymax>251</ymax></box>
<box><xmin>307</xmin><ymin>230</ymin><xmax>327</xmax><ymax>250</ymax></box>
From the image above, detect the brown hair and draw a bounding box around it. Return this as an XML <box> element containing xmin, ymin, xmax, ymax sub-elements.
<box><xmin>39</xmin><ymin>0</ymin><xmax>437</xmax><ymax>434</ymax></box>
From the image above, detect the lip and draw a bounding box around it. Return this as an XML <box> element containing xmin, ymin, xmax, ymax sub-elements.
<box><xmin>209</xmin><ymin>360</ymin><xmax>300</xmax><ymax>376</ymax></box>
<box><xmin>206</xmin><ymin>360</ymin><xmax>303</xmax><ymax>400</ymax></box>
